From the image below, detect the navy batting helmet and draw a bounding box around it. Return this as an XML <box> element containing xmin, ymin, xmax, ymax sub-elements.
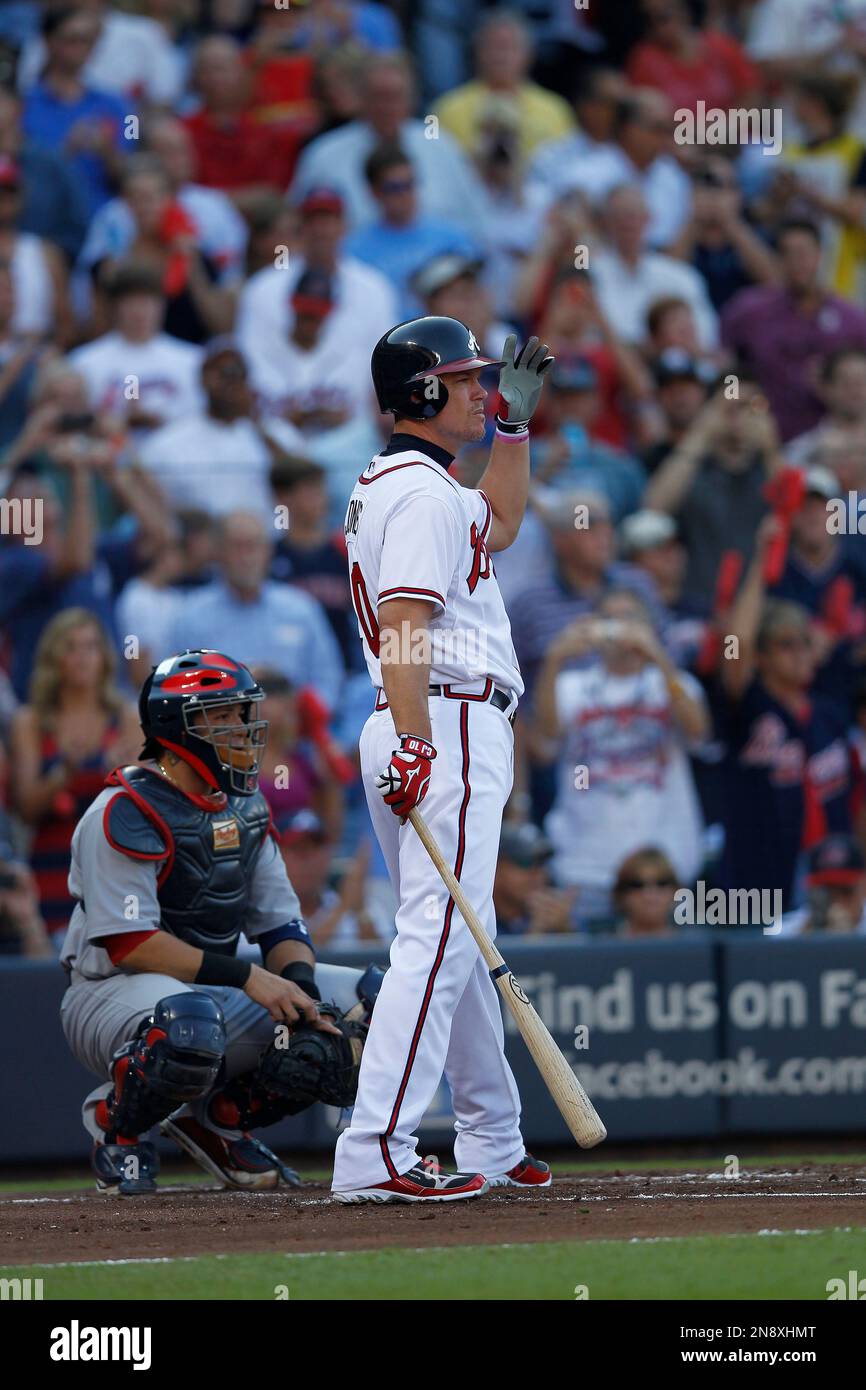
<box><xmin>139</xmin><ymin>651</ymin><xmax>268</xmax><ymax>797</ymax></box>
<box><xmin>371</xmin><ymin>316</ymin><xmax>503</xmax><ymax>420</ymax></box>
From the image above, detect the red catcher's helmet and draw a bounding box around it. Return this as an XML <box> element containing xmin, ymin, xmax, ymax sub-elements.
<box><xmin>139</xmin><ymin>651</ymin><xmax>267</xmax><ymax>797</ymax></box>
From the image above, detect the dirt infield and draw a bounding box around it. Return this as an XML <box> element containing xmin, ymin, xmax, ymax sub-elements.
<box><xmin>2</xmin><ymin>1163</ymin><xmax>864</xmax><ymax>1266</ymax></box>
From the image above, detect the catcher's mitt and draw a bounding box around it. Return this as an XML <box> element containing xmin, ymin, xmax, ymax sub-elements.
<box><xmin>258</xmin><ymin>1002</ymin><xmax>367</xmax><ymax>1112</ymax></box>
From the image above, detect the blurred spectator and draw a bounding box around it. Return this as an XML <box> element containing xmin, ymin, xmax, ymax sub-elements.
<box><xmin>3</xmin><ymin>356</ymin><xmax>168</xmax><ymax>536</ymax></box>
<box><xmin>168</xmin><ymin>509</ymin><xmax>344</xmax><ymax>711</ymax></box>
<box><xmin>534</xmin><ymin>586</ymin><xmax>707</xmax><ymax>921</ymax></box>
<box><xmin>625</xmin><ymin>0</ymin><xmax>759</xmax><ymax>117</ymax></box>
<box><xmin>344</xmin><ymin>143</ymin><xmax>480</xmax><ymax>319</ymax></box>
<box><xmin>0</xmin><ymin>83</ymin><xmax>88</xmax><ymax>263</ymax></box>
<box><xmin>433</xmin><ymin>11</ymin><xmax>573</xmax><ymax>165</ymax></box>
<box><xmin>761</xmin><ymin>72</ymin><xmax>866</xmax><ymax>301</ymax></box>
<box><xmin>244</xmin><ymin>266</ymin><xmax>383</xmax><ymax>517</ymax></box>
<box><xmin>610</xmin><ymin>846</ymin><xmax>678</xmax><ymax>938</ymax></box>
<box><xmin>645</xmin><ymin>381</ymin><xmax>782</xmax><ymax>608</ymax></box>
<box><xmin>79</xmin><ymin>115</ymin><xmax>248</xmax><ymax>289</ymax></box>
<box><xmin>507</xmin><ymin>489</ymin><xmax>660</xmax><ymax>700</ymax></box>
<box><xmin>183</xmin><ymin>35</ymin><xmax>291</xmax><ymax>195</ymax></box>
<box><xmin>527</xmin><ymin>88</ymin><xmax>693</xmax><ymax>251</ymax></box>
<box><xmin>291</xmin><ymin>52</ymin><xmax>488</xmax><ymax>237</ymax></box>
<box><xmin>590</xmin><ymin>186</ymin><xmax>718</xmax><ymax>350</ymax></box>
<box><xmin>493</xmin><ymin>821</ymin><xmax>577</xmax><ymax>935</ymax></box>
<box><xmin>313</xmin><ymin>42</ymin><xmax>367</xmax><ymax>135</ymax></box>
<box><xmin>786</xmin><ymin>348</ymin><xmax>866</xmax><ymax>486</ymax></box>
<box><xmin>239</xmin><ymin>191</ymin><xmax>297</xmax><ymax>279</ymax></box>
<box><xmin>669</xmin><ymin>156</ymin><xmax>779</xmax><ymax>313</ymax></box>
<box><xmin>115</xmin><ymin>532</ymin><xmax>186</xmax><ymax>689</ymax></box>
<box><xmin>89</xmin><ymin>157</ymin><xmax>236</xmax><ymax>344</ymax></box>
<box><xmin>526</xmin><ymin>67</ymin><xmax>628</xmax><ymax>191</ymax></box>
<box><xmin>9</xmin><ymin>607</ymin><xmax>139</xmax><ymax>943</ymax></box>
<box><xmin>269</xmin><ymin>456</ymin><xmax>360</xmax><ymax>671</ymax></box>
<box><xmin>0</xmin><ymin>451</ymin><xmax>164</xmax><ymax>698</ymax></box>
<box><xmin>19</xmin><ymin>0</ymin><xmax>185</xmax><ymax>107</ymax></box>
<box><xmin>138</xmin><ymin>337</ymin><xmax>304</xmax><ymax>521</ymax></box>
<box><xmin>467</xmin><ymin>95</ymin><xmax>547</xmax><ymax>318</ymax></box>
<box><xmin>0</xmin><ymin>153</ymin><xmax>72</xmax><ymax>342</ymax></box>
<box><xmin>413</xmin><ymin>252</ymin><xmax>512</xmax><ymax>368</ymax></box>
<box><xmin>68</xmin><ymin>260</ymin><xmax>204</xmax><ymax>440</ymax></box>
<box><xmin>278</xmin><ymin>813</ymin><xmax>392</xmax><ymax>946</ymax></box>
<box><xmin>253</xmin><ymin>667</ymin><xmax>344</xmax><ymax>842</ymax></box>
<box><xmin>641</xmin><ymin>349</ymin><xmax>712</xmax><ymax>476</ymax></box>
<box><xmin>619</xmin><ymin>508</ymin><xmax>708</xmax><ymax>667</ymax></box>
<box><xmin>21</xmin><ymin>8</ymin><xmax>131</xmax><ymax>219</ymax></box>
<box><xmin>769</xmin><ymin>466</ymin><xmax>866</xmax><ymax>711</ymax></box>
<box><xmin>530</xmin><ymin>357</ymin><xmax>647</xmax><ymax>521</ymax></box>
<box><xmin>721</xmin><ymin>220</ymin><xmax>866</xmax><ymax>441</ymax></box>
<box><xmin>778</xmin><ymin>835</ymin><xmax>866</xmax><ymax>935</ymax></box>
<box><xmin>533</xmin><ymin>267</ymin><xmax>654</xmax><ymax>450</ymax></box>
<box><xmin>237</xmin><ymin>186</ymin><xmax>397</xmax><ymax>374</ymax></box>
<box><xmin>0</xmin><ymin>260</ymin><xmax>49</xmax><ymax>450</ymax></box>
<box><xmin>713</xmin><ymin>527</ymin><xmax>857</xmax><ymax>912</ymax></box>
<box><xmin>269</xmin><ymin>0</ymin><xmax>402</xmax><ymax>55</ymax></box>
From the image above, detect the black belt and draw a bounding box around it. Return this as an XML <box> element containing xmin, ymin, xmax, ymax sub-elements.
<box><xmin>375</xmin><ymin>681</ymin><xmax>516</xmax><ymax>726</ymax></box>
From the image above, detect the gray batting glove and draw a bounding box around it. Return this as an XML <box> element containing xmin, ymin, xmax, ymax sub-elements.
<box><xmin>497</xmin><ymin>334</ymin><xmax>554</xmax><ymax>427</ymax></box>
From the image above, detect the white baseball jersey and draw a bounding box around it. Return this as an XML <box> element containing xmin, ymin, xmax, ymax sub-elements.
<box><xmin>342</xmin><ymin>434</ymin><xmax>524</xmax><ymax>699</ymax></box>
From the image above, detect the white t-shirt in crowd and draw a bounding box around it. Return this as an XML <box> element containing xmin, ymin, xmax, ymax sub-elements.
<box><xmin>236</xmin><ymin>255</ymin><xmax>397</xmax><ymax>369</ymax></box>
<box><xmin>19</xmin><ymin>12</ymin><xmax>185</xmax><ymax>105</ymax></box>
<box><xmin>137</xmin><ymin>411</ymin><xmax>306</xmax><ymax>521</ymax></box>
<box><xmin>11</xmin><ymin>232</ymin><xmax>53</xmax><ymax>335</ymax></box>
<box><xmin>69</xmin><ymin>331</ymin><xmax>204</xmax><ymax>434</ymax></box>
<box><xmin>545</xmin><ymin>661</ymin><xmax>705</xmax><ymax>892</ymax></box>
<box><xmin>590</xmin><ymin>249</ymin><xmax>719</xmax><ymax>349</ymax></box>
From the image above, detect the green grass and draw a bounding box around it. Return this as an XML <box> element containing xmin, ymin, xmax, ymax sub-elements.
<box><xmin>3</xmin><ymin>1229</ymin><xmax>864</xmax><ymax>1300</ymax></box>
<box><xmin>1</xmin><ymin>1151</ymin><xmax>863</xmax><ymax>1196</ymax></box>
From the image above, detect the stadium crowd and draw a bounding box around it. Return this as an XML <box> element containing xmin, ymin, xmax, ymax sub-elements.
<box><xmin>1</xmin><ymin>0</ymin><xmax>866</xmax><ymax>956</ymax></box>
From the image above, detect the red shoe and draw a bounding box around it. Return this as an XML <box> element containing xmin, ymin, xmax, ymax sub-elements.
<box><xmin>487</xmin><ymin>1154</ymin><xmax>552</xmax><ymax>1188</ymax></box>
<box><xmin>333</xmin><ymin>1158</ymin><xmax>489</xmax><ymax>1204</ymax></box>
<box><xmin>161</xmin><ymin>1117</ymin><xmax>281</xmax><ymax>1190</ymax></box>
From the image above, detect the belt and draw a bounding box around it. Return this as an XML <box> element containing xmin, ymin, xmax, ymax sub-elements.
<box><xmin>375</xmin><ymin>679</ymin><xmax>516</xmax><ymax>726</ymax></box>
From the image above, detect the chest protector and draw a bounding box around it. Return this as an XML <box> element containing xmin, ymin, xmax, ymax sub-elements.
<box><xmin>103</xmin><ymin>764</ymin><xmax>273</xmax><ymax>954</ymax></box>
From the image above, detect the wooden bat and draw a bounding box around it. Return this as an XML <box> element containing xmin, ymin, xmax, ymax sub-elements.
<box><xmin>408</xmin><ymin>806</ymin><xmax>607</xmax><ymax>1149</ymax></box>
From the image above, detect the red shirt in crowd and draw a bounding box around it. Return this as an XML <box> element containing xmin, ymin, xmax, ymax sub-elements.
<box><xmin>626</xmin><ymin>33</ymin><xmax>759</xmax><ymax>116</ymax></box>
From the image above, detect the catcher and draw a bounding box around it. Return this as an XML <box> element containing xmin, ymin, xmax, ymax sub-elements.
<box><xmin>59</xmin><ymin>649</ymin><xmax>381</xmax><ymax>1195</ymax></box>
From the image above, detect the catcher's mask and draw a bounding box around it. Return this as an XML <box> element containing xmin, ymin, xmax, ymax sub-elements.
<box><xmin>139</xmin><ymin>650</ymin><xmax>268</xmax><ymax>797</ymax></box>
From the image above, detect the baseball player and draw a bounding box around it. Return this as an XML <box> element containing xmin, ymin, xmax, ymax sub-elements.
<box><xmin>332</xmin><ymin>316</ymin><xmax>554</xmax><ymax>1203</ymax></box>
<box><xmin>60</xmin><ymin>650</ymin><xmax>381</xmax><ymax>1195</ymax></box>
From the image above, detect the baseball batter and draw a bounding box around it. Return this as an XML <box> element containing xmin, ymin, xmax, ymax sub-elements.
<box><xmin>59</xmin><ymin>650</ymin><xmax>381</xmax><ymax>1195</ymax></box>
<box><xmin>332</xmin><ymin>316</ymin><xmax>554</xmax><ymax>1203</ymax></box>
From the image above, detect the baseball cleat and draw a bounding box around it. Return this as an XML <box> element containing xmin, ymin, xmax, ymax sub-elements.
<box><xmin>332</xmin><ymin>1160</ymin><xmax>489</xmax><ymax>1204</ymax></box>
<box><xmin>486</xmin><ymin>1154</ymin><xmax>552</xmax><ymax>1188</ymax></box>
<box><xmin>92</xmin><ymin>1139</ymin><xmax>160</xmax><ymax>1196</ymax></box>
<box><xmin>161</xmin><ymin>1117</ymin><xmax>283</xmax><ymax>1190</ymax></box>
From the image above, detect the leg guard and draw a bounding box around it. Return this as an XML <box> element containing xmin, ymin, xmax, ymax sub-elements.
<box><xmin>98</xmin><ymin>993</ymin><xmax>226</xmax><ymax>1142</ymax></box>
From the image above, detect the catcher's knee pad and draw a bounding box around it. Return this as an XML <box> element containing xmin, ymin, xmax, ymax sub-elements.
<box><xmin>100</xmin><ymin>993</ymin><xmax>226</xmax><ymax>1141</ymax></box>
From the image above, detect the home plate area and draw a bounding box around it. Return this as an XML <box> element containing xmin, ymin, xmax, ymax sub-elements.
<box><xmin>2</xmin><ymin>1163</ymin><xmax>865</xmax><ymax>1266</ymax></box>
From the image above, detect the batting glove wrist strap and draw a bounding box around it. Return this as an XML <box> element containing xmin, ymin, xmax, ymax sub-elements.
<box><xmin>397</xmin><ymin>733</ymin><xmax>437</xmax><ymax>760</ymax></box>
<box><xmin>495</xmin><ymin>413</ymin><xmax>530</xmax><ymax>439</ymax></box>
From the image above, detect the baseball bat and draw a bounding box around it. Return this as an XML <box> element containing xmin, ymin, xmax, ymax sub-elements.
<box><xmin>408</xmin><ymin>806</ymin><xmax>607</xmax><ymax>1149</ymax></box>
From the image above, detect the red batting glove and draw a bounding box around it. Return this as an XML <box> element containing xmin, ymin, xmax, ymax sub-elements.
<box><xmin>375</xmin><ymin>733</ymin><xmax>437</xmax><ymax>819</ymax></box>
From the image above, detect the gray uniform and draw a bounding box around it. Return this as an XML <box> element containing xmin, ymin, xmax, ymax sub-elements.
<box><xmin>60</xmin><ymin>777</ymin><xmax>362</xmax><ymax>1140</ymax></box>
